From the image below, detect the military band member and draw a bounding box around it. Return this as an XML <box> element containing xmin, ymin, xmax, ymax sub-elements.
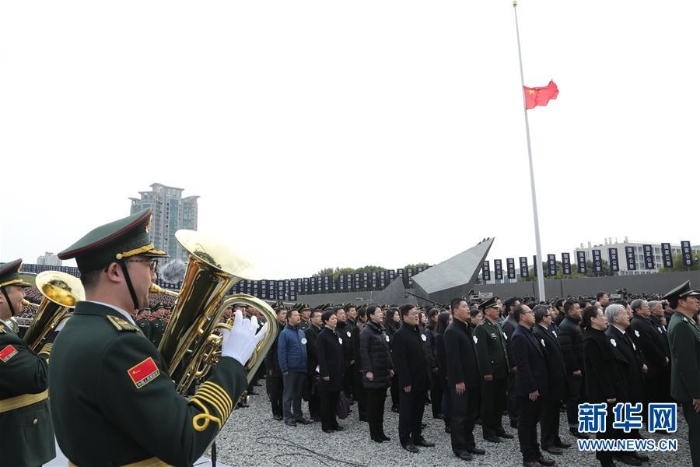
<box><xmin>665</xmin><ymin>281</ymin><xmax>700</xmax><ymax>467</ymax></box>
<box><xmin>0</xmin><ymin>259</ymin><xmax>57</xmax><ymax>467</ymax></box>
<box><xmin>149</xmin><ymin>302</ymin><xmax>167</xmax><ymax>347</ymax></box>
<box><xmin>135</xmin><ymin>308</ymin><xmax>152</xmax><ymax>340</ymax></box>
<box><xmin>49</xmin><ymin>208</ymin><xmax>267</xmax><ymax>466</ymax></box>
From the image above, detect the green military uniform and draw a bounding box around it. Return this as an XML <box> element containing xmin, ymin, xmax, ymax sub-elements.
<box><xmin>664</xmin><ymin>281</ymin><xmax>700</xmax><ymax>467</ymax></box>
<box><xmin>0</xmin><ymin>259</ymin><xmax>56</xmax><ymax>467</ymax></box>
<box><xmin>50</xmin><ymin>303</ymin><xmax>246</xmax><ymax>466</ymax></box>
<box><xmin>49</xmin><ymin>208</ymin><xmax>249</xmax><ymax>466</ymax></box>
<box><xmin>473</xmin><ymin>297</ymin><xmax>510</xmax><ymax>439</ymax></box>
<box><xmin>149</xmin><ymin>316</ymin><xmax>166</xmax><ymax>346</ymax></box>
<box><xmin>136</xmin><ymin>316</ymin><xmax>152</xmax><ymax>340</ymax></box>
<box><xmin>474</xmin><ymin>318</ymin><xmax>509</xmax><ymax>378</ymax></box>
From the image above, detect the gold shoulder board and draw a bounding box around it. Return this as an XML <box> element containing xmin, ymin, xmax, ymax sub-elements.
<box><xmin>107</xmin><ymin>315</ymin><xmax>140</xmax><ymax>332</ymax></box>
<box><xmin>0</xmin><ymin>323</ymin><xmax>5</xmax><ymax>334</ymax></box>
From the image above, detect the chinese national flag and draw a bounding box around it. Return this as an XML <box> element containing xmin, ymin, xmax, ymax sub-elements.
<box><xmin>524</xmin><ymin>80</ymin><xmax>559</xmax><ymax>110</ymax></box>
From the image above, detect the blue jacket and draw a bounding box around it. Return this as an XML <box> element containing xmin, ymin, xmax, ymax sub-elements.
<box><xmin>278</xmin><ymin>324</ymin><xmax>308</xmax><ymax>373</ymax></box>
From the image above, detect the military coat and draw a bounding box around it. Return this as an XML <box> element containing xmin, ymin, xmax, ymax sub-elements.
<box><xmin>668</xmin><ymin>311</ymin><xmax>700</xmax><ymax>403</ymax></box>
<box><xmin>0</xmin><ymin>321</ymin><xmax>56</xmax><ymax>467</ymax></box>
<box><xmin>149</xmin><ymin>317</ymin><xmax>166</xmax><ymax>346</ymax></box>
<box><xmin>474</xmin><ymin>318</ymin><xmax>509</xmax><ymax>379</ymax></box>
<box><xmin>135</xmin><ymin>317</ymin><xmax>151</xmax><ymax>340</ymax></box>
<box><xmin>49</xmin><ymin>301</ymin><xmax>247</xmax><ymax>467</ymax></box>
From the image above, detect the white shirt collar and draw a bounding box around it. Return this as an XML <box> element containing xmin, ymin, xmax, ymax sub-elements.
<box><xmin>87</xmin><ymin>300</ymin><xmax>136</xmax><ymax>325</ymax></box>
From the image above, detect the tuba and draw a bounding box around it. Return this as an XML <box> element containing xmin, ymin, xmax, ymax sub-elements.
<box><xmin>23</xmin><ymin>271</ymin><xmax>85</xmax><ymax>352</ymax></box>
<box><xmin>158</xmin><ymin>230</ymin><xmax>278</xmax><ymax>395</ymax></box>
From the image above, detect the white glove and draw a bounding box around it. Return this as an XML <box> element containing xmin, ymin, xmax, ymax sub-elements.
<box><xmin>221</xmin><ymin>310</ymin><xmax>269</xmax><ymax>367</ymax></box>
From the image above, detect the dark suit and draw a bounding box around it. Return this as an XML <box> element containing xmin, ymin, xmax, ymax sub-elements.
<box><xmin>605</xmin><ymin>326</ymin><xmax>646</xmax><ymax>404</ymax></box>
<box><xmin>558</xmin><ymin>316</ymin><xmax>585</xmax><ymax>429</ymax></box>
<box><xmin>511</xmin><ymin>324</ymin><xmax>548</xmax><ymax>463</ymax></box>
<box><xmin>392</xmin><ymin>322</ymin><xmax>430</xmax><ymax>446</ymax></box>
<box><xmin>583</xmin><ymin>326</ymin><xmax>629</xmax><ymax>465</ymax></box>
<box><xmin>264</xmin><ymin>324</ymin><xmax>285</xmax><ymax>418</ymax></box>
<box><xmin>630</xmin><ymin>314</ymin><xmax>669</xmax><ymax>403</ymax></box>
<box><xmin>649</xmin><ymin>314</ymin><xmax>671</xmax><ymax>401</ymax></box>
<box><xmin>444</xmin><ymin>318</ymin><xmax>481</xmax><ymax>455</ymax></box>
<box><xmin>304</xmin><ymin>324</ymin><xmax>322</xmax><ymax>419</ymax></box>
<box><xmin>316</xmin><ymin>326</ymin><xmax>344</xmax><ymax>431</ymax></box>
<box><xmin>533</xmin><ymin>324</ymin><xmax>567</xmax><ymax>449</ymax></box>
<box><xmin>501</xmin><ymin>314</ymin><xmax>519</xmax><ymax>424</ymax></box>
<box><xmin>0</xmin><ymin>322</ymin><xmax>56</xmax><ymax>467</ymax></box>
<box><xmin>49</xmin><ymin>302</ymin><xmax>247</xmax><ymax>467</ymax></box>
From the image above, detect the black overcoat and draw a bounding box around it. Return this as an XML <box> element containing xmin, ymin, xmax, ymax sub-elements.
<box><xmin>392</xmin><ymin>323</ymin><xmax>430</xmax><ymax>392</ymax></box>
<box><xmin>511</xmin><ymin>325</ymin><xmax>549</xmax><ymax>398</ymax></box>
<box><xmin>444</xmin><ymin>318</ymin><xmax>481</xmax><ymax>389</ymax></box>
<box><xmin>533</xmin><ymin>324</ymin><xmax>568</xmax><ymax>401</ymax></box>
<box><xmin>359</xmin><ymin>321</ymin><xmax>393</xmax><ymax>388</ymax></box>
<box><xmin>316</xmin><ymin>327</ymin><xmax>344</xmax><ymax>392</ymax></box>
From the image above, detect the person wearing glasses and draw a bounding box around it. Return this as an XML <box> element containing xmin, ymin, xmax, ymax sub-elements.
<box><xmin>48</xmin><ymin>208</ymin><xmax>267</xmax><ymax>466</ymax></box>
<box><xmin>510</xmin><ymin>304</ymin><xmax>556</xmax><ymax>467</ymax></box>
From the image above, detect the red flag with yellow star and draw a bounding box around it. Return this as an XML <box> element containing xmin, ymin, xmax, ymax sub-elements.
<box><xmin>524</xmin><ymin>80</ymin><xmax>559</xmax><ymax>110</ymax></box>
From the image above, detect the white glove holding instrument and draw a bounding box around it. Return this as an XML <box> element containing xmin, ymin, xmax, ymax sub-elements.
<box><xmin>221</xmin><ymin>310</ymin><xmax>268</xmax><ymax>366</ymax></box>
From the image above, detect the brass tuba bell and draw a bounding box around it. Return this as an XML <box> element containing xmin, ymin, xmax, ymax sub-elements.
<box><xmin>158</xmin><ymin>230</ymin><xmax>278</xmax><ymax>395</ymax></box>
<box><xmin>23</xmin><ymin>271</ymin><xmax>85</xmax><ymax>352</ymax></box>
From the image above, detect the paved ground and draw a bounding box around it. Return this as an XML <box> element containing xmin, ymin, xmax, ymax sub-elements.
<box><xmin>46</xmin><ymin>390</ymin><xmax>693</xmax><ymax>467</ymax></box>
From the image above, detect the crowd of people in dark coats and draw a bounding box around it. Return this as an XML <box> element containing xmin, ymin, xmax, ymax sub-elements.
<box><xmin>250</xmin><ymin>285</ymin><xmax>700</xmax><ymax>467</ymax></box>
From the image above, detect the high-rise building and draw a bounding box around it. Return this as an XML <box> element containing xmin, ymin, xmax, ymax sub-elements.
<box><xmin>37</xmin><ymin>252</ymin><xmax>62</xmax><ymax>266</ymax></box>
<box><xmin>130</xmin><ymin>183</ymin><xmax>199</xmax><ymax>261</ymax></box>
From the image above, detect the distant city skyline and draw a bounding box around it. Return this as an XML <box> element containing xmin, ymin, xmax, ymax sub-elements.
<box><xmin>129</xmin><ymin>183</ymin><xmax>199</xmax><ymax>262</ymax></box>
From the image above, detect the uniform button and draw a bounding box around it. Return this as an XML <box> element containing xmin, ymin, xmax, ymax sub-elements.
<box><xmin>33</xmin><ymin>418</ymin><xmax>38</xmax><ymax>425</ymax></box>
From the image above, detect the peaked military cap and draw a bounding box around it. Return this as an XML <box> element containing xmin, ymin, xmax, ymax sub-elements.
<box><xmin>0</xmin><ymin>259</ymin><xmax>33</xmax><ymax>288</ymax></box>
<box><xmin>300</xmin><ymin>303</ymin><xmax>311</xmax><ymax>312</ymax></box>
<box><xmin>58</xmin><ymin>208</ymin><xmax>167</xmax><ymax>271</ymax></box>
<box><xmin>478</xmin><ymin>296</ymin><xmax>499</xmax><ymax>311</ymax></box>
<box><xmin>662</xmin><ymin>280</ymin><xmax>700</xmax><ymax>301</ymax></box>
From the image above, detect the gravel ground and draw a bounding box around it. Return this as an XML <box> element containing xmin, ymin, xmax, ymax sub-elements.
<box><xmin>211</xmin><ymin>391</ymin><xmax>693</xmax><ymax>467</ymax></box>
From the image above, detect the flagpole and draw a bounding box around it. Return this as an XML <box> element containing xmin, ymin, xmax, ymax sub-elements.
<box><xmin>513</xmin><ymin>0</ymin><xmax>546</xmax><ymax>301</ymax></box>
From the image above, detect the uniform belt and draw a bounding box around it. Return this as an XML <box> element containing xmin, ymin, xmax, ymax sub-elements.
<box><xmin>69</xmin><ymin>458</ymin><xmax>167</xmax><ymax>467</ymax></box>
<box><xmin>0</xmin><ymin>389</ymin><xmax>48</xmax><ymax>414</ymax></box>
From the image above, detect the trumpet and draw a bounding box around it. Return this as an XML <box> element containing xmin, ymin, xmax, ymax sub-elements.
<box><xmin>21</xmin><ymin>299</ymin><xmax>39</xmax><ymax>309</ymax></box>
<box><xmin>149</xmin><ymin>283</ymin><xmax>179</xmax><ymax>298</ymax></box>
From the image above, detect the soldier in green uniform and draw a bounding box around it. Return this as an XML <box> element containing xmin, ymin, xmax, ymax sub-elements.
<box><xmin>149</xmin><ymin>302</ymin><xmax>167</xmax><ymax>347</ymax></box>
<box><xmin>0</xmin><ymin>259</ymin><xmax>57</xmax><ymax>467</ymax></box>
<box><xmin>49</xmin><ymin>208</ymin><xmax>268</xmax><ymax>467</ymax></box>
<box><xmin>664</xmin><ymin>280</ymin><xmax>700</xmax><ymax>466</ymax></box>
<box><xmin>298</xmin><ymin>304</ymin><xmax>311</xmax><ymax>331</ymax></box>
<box><xmin>135</xmin><ymin>308</ymin><xmax>152</xmax><ymax>341</ymax></box>
<box><xmin>473</xmin><ymin>296</ymin><xmax>514</xmax><ymax>443</ymax></box>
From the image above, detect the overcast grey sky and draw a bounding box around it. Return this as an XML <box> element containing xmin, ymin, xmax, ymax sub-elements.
<box><xmin>1</xmin><ymin>1</ymin><xmax>698</xmax><ymax>280</ymax></box>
